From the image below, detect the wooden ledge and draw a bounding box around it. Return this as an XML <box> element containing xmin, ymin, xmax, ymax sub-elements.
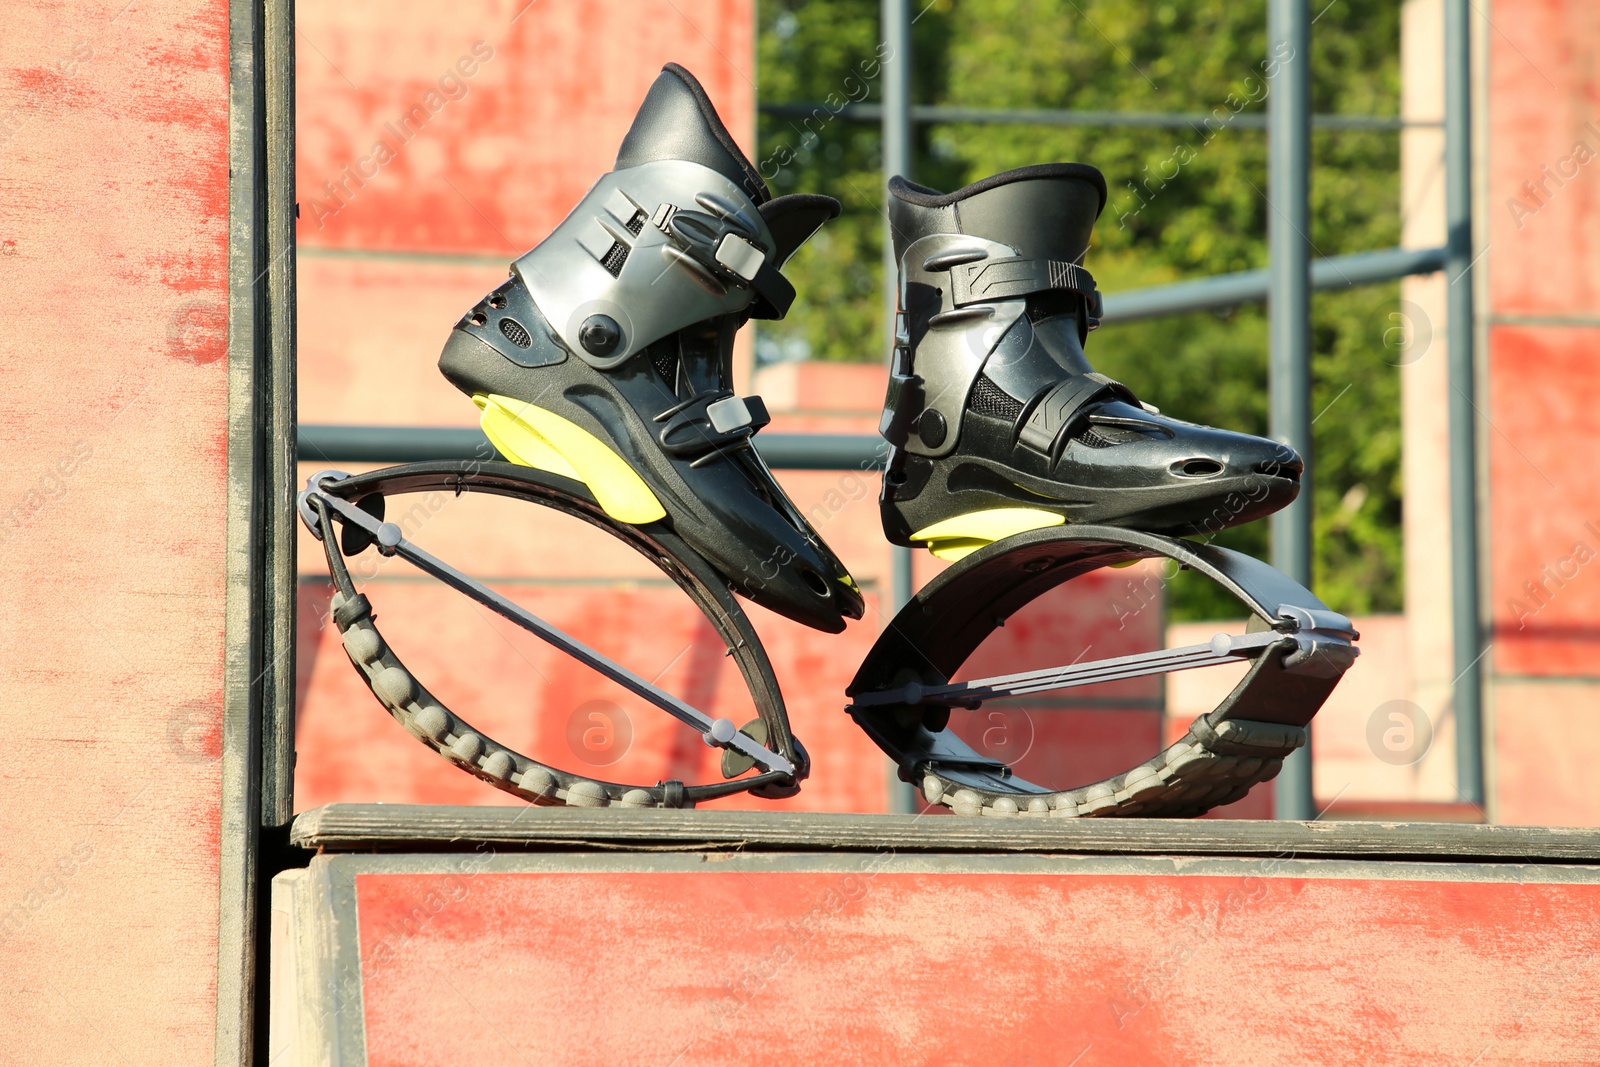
<box><xmin>289</xmin><ymin>804</ymin><xmax>1600</xmax><ymax>864</ymax></box>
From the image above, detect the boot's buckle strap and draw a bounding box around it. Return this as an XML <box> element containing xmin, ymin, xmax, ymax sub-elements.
<box><xmin>656</xmin><ymin>390</ymin><xmax>772</xmax><ymax>459</ymax></box>
<box><xmin>714</xmin><ymin>233</ymin><xmax>765</xmax><ymax>280</ymax></box>
<box><xmin>1018</xmin><ymin>372</ymin><xmax>1133</xmax><ymax>456</ymax></box>
<box><xmin>705</xmin><ymin>394</ymin><xmax>763</xmax><ymax>434</ymax></box>
<box><xmin>661</xmin><ymin>208</ymin><xmax>798</xmax><ymax>321</ymax></box>
<box><xmin>947</xmin><ymin>256</ymin><xmax>1099</xmax><ymax>307</ymax></box>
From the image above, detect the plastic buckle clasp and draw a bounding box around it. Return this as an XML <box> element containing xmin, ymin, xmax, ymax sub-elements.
<box><xmin>1086</xmin><ymin>288</ymin><xmax>1105</xmax><ymax>331</ymax></box>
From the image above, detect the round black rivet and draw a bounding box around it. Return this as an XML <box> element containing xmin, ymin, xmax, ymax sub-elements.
<box><xmin>917</xmin><ymin>409</ymin><xmax>948</xmax><ymax>447</ymax></box>
<box><xmin>579</xmin><ymin>314</ymin><xmax>623</xmax><ymax>357</ymax></box>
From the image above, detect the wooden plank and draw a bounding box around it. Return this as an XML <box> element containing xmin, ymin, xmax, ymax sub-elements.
<box><xmin>261</xmin><ymin>0</ymin><xmax>299</xmax><ymax>828</ymax></box>
<box><xmin>291</xmin><ymin>803</ymin><xmax>1600</xmax><ymax>862</ymax></box>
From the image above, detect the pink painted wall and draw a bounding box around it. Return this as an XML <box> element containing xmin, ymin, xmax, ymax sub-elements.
<box><xmin>1482</xmin><ymin>0</ymin><xmax>1600</xmax><ymax>823</ymax></box>
<box><xmin>0</xmin><ymin>0</ymin><xmax>231</xmax><ymax>1061</ymax></box>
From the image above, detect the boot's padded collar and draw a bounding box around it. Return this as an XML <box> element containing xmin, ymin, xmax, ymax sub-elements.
<box><xmin>616</xmin><ymin>63</ymin><xmax>770</xmax><ymax>205</ymax></box>
<box><xmin>888</xmin><ymin>164</ymin><xmax>1107</xmax><ymax>265</ymax></box>
<box><xmin>890</xmin><ymin>163</ymin><xmax>1106</xmax><ymax>213</ymax></box>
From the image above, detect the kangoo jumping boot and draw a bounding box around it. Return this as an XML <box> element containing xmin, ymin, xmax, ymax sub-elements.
<box><xmin>439</xmin><ymin>64</ymin><xmax>864</xmax><ymax>632</ymax></box>
<box><xmin>879</xmin><ymin>164</ymin><xmax>1302</xmax><ymax>559</ymax></box>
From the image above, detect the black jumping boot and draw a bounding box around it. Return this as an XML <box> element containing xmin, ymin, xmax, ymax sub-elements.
<box><xmin>439</xmin><ymin>64</ymin><xmax>864</xmax><ymax>632</ymax></box>
<box><xmin>879</xmin><ymin>164</ymin><xmax>1302</xmax><ymax>559</ymax></box>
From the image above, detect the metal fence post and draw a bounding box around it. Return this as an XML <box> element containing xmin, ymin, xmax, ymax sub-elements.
<box><xmin>1444</xmin><ymin>0</ymin><xmax>1484</xmax><ymax>807</ymax></box>
<box><xmin>1268</xmin><ymin>0</ymin><xmax>1316</xmax><ymax>820</ymax></box>
<box><xmin>881</xmin><ymin>0</ymin><xmax>918</xmax><ymax>814</ymax></box>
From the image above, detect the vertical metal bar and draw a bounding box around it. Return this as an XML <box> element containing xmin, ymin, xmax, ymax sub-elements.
<box><xmin>882</xmin><ymin>0</ymin><xmax>911</xmax><ymax>341</ymax></box>
<box><xmin>1268</xmin><ymin>0</ymin><xmax>1316</xmax><ymax>820</ymax></box>
<box><xmin>1444</xmin><ymin>0</ymin><xmax>1484</xmax><ymax>807</ymax></box>
<box><xmin>882</xmin><ymin>0</ymin><xmax>918</xmax><ymax>814</ymax></box>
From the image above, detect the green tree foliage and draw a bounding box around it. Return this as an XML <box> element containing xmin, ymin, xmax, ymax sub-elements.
<box><xmin>756</xmin><ymin>0</ymin><xmax>1405</xmax><ymax>618</ymax></box>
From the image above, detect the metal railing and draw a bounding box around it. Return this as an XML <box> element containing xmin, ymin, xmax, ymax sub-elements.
<box><xmin>298</xmin><ymin>426</ymin><xmax>889</xmax><ymax>469</ymax></box>
<box><xmin>762</xmin><ymin>102</ymin><xmax>1437</xmax><ymax>131</ymax></box>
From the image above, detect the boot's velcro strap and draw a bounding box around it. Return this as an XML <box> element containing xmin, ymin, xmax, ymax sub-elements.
<box><xmin>1019</xmin><ymin>373</ymin><xmax>1130</xmax><ymax>455</ymax></box>
<box><xmin>749</xmin><ymin>259</ymin><xmax>797</xmax><ymax>320</ymax></box>
<box><xmin>949</xmin><ymin>257</ymin><xmax>1098</xmax><ymax>309</ymax></box>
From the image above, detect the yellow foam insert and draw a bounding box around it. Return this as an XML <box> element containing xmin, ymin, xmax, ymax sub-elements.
<box><xmin>910</xmin><ymin>507</ymin><xmax>1064</xmax><ymax>561</ymax></box>
<box><xmin>476</xmin><ymin>394</ymin><xmax>667</xmax><ymax>525</ymax></box>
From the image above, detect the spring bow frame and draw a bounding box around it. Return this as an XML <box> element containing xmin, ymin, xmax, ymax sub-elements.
<box><xmin>299</xmin><ymin>461</ymin><xmax>806</xmax><ymax>808</ymax></box>
<box><xmin>848</xmin><ymin>526</ymin><xmax>1358</xmax><ymax>817</ymax></box>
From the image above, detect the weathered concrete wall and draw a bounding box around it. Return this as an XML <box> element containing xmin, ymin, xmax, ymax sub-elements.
<box><xmin>0</xmin><ymin>0</ymin><xmax>235</xmax><ymax>1061</ymax></box>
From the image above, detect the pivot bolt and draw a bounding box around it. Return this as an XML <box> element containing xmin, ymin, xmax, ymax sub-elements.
<box><xmin>579</xmin><ymin>314</ymin><xmax>623</xmax><ymax>357</ymax></box>
<box><xmin>376</xmin><ymin>522</ymin><xmax>403</xmax><ymax>555</ymax></box>
<box><xmin>704</xmin><ymin>718</ymin><xmax>738</xmax><ymax>747</ymax></box>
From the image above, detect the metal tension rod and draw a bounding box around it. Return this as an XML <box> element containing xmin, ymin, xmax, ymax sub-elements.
<box><xmin>849</xmin><ymin>630</ymin><xmax>1288</xmax><ymax>710</ymax></box>
<box><xmin>302</xmin><ymin>478</ymin><xmax>795</xmax><ymax>777</ymax></box>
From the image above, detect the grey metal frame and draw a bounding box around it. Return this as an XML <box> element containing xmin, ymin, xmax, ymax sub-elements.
<box><xmin>289</xmin><ymin>5</ymin><xmax>1482</xmax><ymax>820</ymax></box>
<box><xmin>1444</xmin><ymin>0</ymin><xmax>1484</xmax><ymax>807</ymax></box>
<box><xmin>879</xmin><ymin>0</ymin><xmax>918</xmax><ymax>815</ymax></box>
<box><xmin>221</xmin><ymin>0</ymin><xmax>262</xmax><ymax>1051</ymax></box>
<box><xmin>299</xmin><ymin>426</ymin><xmax>888</xmax><ymax>468</ymax></box>
<box><xmin>763</xmin><ymin>102</ymin><xmax>1438</xmax><ymax>131</ymax></box>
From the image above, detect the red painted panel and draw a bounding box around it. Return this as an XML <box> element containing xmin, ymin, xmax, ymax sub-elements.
<box><xmin>355</xmin><ymin>869</ymin><xmax>1600</xmax><ymax>1065</ymax></box>
<box><xmin>0</xmin><ymin>0</ymin><xmax>230</xmax><ymax>1059</ymax></box>
<box><xmin>757</xmin><ymin>362</ymin><xmax>895</xmax><ymax>415</ymax></box>
<box><xmin>1485</xmin><ymin>0</ymin><xmax>1600</xmax><ymax>317</ymax></box>
<box><xmin>1486</xmin><ymin>325</ymin><xmax>1600</xmax><ymax>676</ymax></box>
<box><xmin>296</xmin><ymin>255</ymin><xmax>510</xmax><ymax>428</ymax></box>
<box><xmin>961</xmin><ymin>564</ymin><xmax>1166</xmax><ymax>704</ymax></box>
<box><xmin>296</xmin><ymin>0</ymin><xmax>756</xmax><ymax>256</ymax></box>
<box><xmin>1492</xmin><ymin>679</ymin><xmax>1600</xmax><ymax>826</ymax></box>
